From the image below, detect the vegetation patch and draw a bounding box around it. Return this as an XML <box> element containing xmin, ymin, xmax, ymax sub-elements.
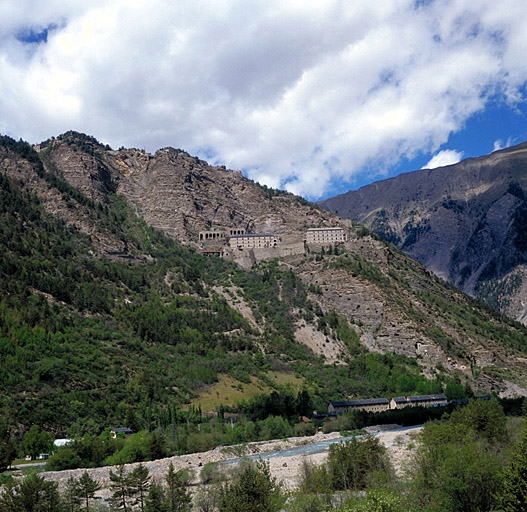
<box><xmin>191</xmin><ymin>374</ymin><xmax>272</xmax><ymax>412</ymax></box>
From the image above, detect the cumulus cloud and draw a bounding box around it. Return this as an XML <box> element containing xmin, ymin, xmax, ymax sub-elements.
<box><xmin>0</xmin><ymin>0</ymin><xmax>526</xmax><ymax>198</ymax></box>
<box><xmin>493</xmin><ymin>137</ymin><xmax>514</xmax><ymax>152</ymax></box>
<box><xmin>422</xmin><ymin>149</ymin><xmax>464</xmax><ymax>169</ymax></box>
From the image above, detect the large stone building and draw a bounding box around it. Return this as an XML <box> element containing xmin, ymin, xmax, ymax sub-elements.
<box><xmin>328</xmin><ymin>398</ymin><xmax>390</xmax><ymax>414</ymax></box>
<box><xmin>306</xmin><ymin>227</ymin><xmax>347</xmax><ymax>244</ymax></box>
<box><xmin>229</xmin><ymin>233</ymin><xmax>278</xmax><ymax>250</ymax></box>
<box><xmin>328</xmin><ymin>394</ymin><xmax>448</xmax><ymax>415</ymax></box>
<box><xmin>390</xmin><ymin>394</ymin><xmax>447</xmax><ymax>409</ymax></box>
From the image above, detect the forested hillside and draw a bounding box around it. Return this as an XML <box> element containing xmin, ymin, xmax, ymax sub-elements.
<box><xmin>0</xmin><ymin>136</ymin><xmax>447</xmax><ymax>436</ymax></box>
<box><xmin>0</xmin><ymin>134</ymin><xmax>526</xmax><ymax>441</ymax></box>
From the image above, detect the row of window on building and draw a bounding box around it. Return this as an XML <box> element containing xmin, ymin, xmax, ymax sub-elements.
<box><xmin>327</xmin><ymin>394</ymin><xmax>448</xmax><ymax>415</ymax></box>
<box><xmin>199</xmin><ymin>226</ymin><xmax>347</xmax><ymax>250</ymax></box>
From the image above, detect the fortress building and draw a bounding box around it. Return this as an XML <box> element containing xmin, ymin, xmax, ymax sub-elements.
<box><xmin>306</xmin><ymin>227</ymin><xmax>347</xmax><ymax>244</ymax></box>
<box><xmin>229</xmin><ymin>233</ymin><xmax>278</xmax><ymax>250</ymax></box>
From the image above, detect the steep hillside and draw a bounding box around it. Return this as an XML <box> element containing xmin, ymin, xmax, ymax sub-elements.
<box><xmin>37</xmin><ymin>132</ymin><xmax>335</xmax><ymax>244</ymax></box>
<box><xmin>320</xmin><ymin>144</ymin><xmax>527</xmax><ymax>324</ymax></box>
<box><xmin>1</xmin><ymin>134</ymin><xmax>526</xmax><ymax>436</ymax></box>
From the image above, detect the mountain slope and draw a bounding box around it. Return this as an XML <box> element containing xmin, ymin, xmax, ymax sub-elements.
<box><xmin>1</xmin><ymin>134</ymin><xmax>527</xmax><ymax>435</ymax></box>
<box><xmin>320</xmin><ymin>143</ymin><xmax>527</xmax><ymax>324</ymax></box>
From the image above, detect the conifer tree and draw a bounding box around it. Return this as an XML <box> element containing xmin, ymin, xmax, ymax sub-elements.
<box><xmin>62</xmin><ymin>476</ymin><xmax>81</xmax><ymax>512</ymax></box>
<box><xmin>145</xmin><ymin>481</ymin><xmax>168</xmax><ymax>512</ymax></box>
<box><xmin>129</xmin><ymin>463</ymin><xmax>151</xmax><ymax>512</ymax></box>
<box><xmin>165</xmin><ymin>463</ymin><xmax>191</xmax><ymax>512</ymax></box>
<box><xmin>109</xmin><ymin>465</ymin><xmax>131</xmax><ymax>512</ymax></box>
<box><xmin>76</xmin><ymin>471</ymin><xmax>101</xmax><ymax>512</ymax></box>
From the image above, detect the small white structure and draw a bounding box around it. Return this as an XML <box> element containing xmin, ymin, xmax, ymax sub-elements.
<box><xmin>306</xmin><ymin>227</ymin><xmax>347</xmax><ymax>244</ymax></box>
<box><xmin>229</xmin><ymin>234</ymin><xmax>278</xmax><ymax>250</ymax></box>
<box><xmin>53</xmin><ymin>438</ymin><xmax>73</xmax><ymax>448</ymax></box>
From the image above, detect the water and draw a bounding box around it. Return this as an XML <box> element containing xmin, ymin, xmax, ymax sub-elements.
<box><xmin>224</xmin><ymin>424</ymin><xmax>422</xmax><ymax>465</ymax></box>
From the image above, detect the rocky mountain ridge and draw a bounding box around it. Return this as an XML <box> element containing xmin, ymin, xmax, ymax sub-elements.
<box><xmin>1</xmin><ymin>132</ymin><xmax>526</xmax><ymax>402</ymax></box>
<box><xmin>319</xmin><ymin>143</ymin><xmax>527</xmax><ymax>325</ymax></box>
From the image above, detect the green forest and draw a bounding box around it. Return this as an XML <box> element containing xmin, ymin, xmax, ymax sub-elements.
<box><xmin>0</xmin><ymin>136</ymin><xmax>464</xmax><ymax>443</ymax></box>
<box><xmin>0</xmin><ymin>134</ymin><xmax>526</xmax><ymax>512</ymax></box>
<box><xmin>1</xmin><ymin>400</ymin><xmax>526</xmax><ymax>512</ymax></box>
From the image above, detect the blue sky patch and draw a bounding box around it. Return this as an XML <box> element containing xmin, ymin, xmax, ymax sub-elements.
<box><xmin>16</xmin><ymin>24</ymin><xmax>58</xmax><ymax>45</ymax></box>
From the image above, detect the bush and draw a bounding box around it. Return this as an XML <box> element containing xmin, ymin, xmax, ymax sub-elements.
<box><xmin>46</xmin><ymin>447</ymin><xmax>82</xmax><ymax>471</ymax></box>
<box><xmin>327</xmin><ymin>436</ymin><xmax>391</xmax><ymax>491</ymax></box>
<box><xmin>339</xmin><ymin>488</ymin><xmax>405</xmax><ymax>512</ymax></box>
<box><xmin>218</xmin><ymin>459</ymin><xmax>285</xmax><ymax>512</ymax></box>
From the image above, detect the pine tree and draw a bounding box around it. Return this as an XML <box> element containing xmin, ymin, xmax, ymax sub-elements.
<box><xmin>76</xmin><ymin>471</ymin><xmax>101</xmax><ymax>512</ymax></box>
<box><xmin>62</xmin><ymin>476</ymin><xmax>81</xmax><ymax>512</ymax></box>
<box><xmin>145</xmin><ymin>481</ymin><xmax>168</xmax><ymax>512</ymax></box>
<box><xmin>109</xmin><ymin>465</ymin><xmax>131</xmax><ymax>512</ymax></box>
<box><xmin>165</xmin><ymin>463</ymin><xmax>191</xmax><ymax>512</ymax></box>
<box><xmin>129</xmin><ymin>463</ymin><xmax>151</xmax><ymax>512</ymax></box>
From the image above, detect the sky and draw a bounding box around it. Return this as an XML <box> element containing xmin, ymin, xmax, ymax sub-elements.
<box><xmin>1</xmin><ymin>0</ymin><xmax>526</xmax><ymax>200</ymax></box>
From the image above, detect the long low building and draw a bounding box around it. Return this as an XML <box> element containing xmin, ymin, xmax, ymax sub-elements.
<box><xmin>390</xmin><ymin>394</ymin><xmax>447</xmax><ymax>409</ymax></box>
<box><xmin>229</xmin><ymin>233</ymin><xmax>278</xmax><ymax>250</ymax></box>
<box><xmin>329</xmin><ymin>398</ymin><xmax>390</xmax><ymax>414</ymax></box>
<box><xmin>328</xmin><ymin>393</ymin><xmax>448</xmax><ymax>415</ymax></box>
<box><xmin>306</xmin><ymin>227</ymin><xmax>347</xmax><ymax>244</ymax></box>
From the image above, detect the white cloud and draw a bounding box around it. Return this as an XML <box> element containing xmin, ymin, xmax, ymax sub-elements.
<box><xmin>422</xmin><ymin>149</ymin><xmax>464</xmax><ymax>169</ymax></box>
<box><xmin>493</xmin><ymin>137</ymin><xmax>514</xmax><ymax>152</ymax></box>
<box><xmin>0</xmin><ymin>0</ymin><xmax>526</xmax><ymax>198</ymax></box>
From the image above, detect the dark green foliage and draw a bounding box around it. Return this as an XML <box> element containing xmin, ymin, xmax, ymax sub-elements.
<box><xmin>499</xmin><ymin>423</ymin><xmax>527</xmax><ymax>512</ymax></box>
<box><xmin>62</xmin><ymin>476</ymin><xmax>81</xmax><ymax>512</ymax></box>
<box><xmin>218</xmin><ymin>459</ymin><xmax>284</xmax><ymax>512</ymax></box>
<box><xmin>145</xmin><ymin>481</ymin><xmax>168</xmax><ymax>512</ymax></box>
<box><xmin>0</xmin><ymin>419</ymin><xmax>16</xmax><ymax>471</ymax></box>
<box><xmin>109</xmin><ymin>465</ymin><xmax>131</xmax><ymax>512</ymax></box>
<box><xmin>129</xmin><ymin>464</ymin><xmax>150</xmax><ymax>512</ymax></box>
<box><xmin>75</xmin><ymin>471</ymin><xmax>101</xmax><ymax>512</ymax></box>
<box><xmin>165</xmin><ymin>463</ymin><xmax>191</xmax><ymax>512</ymax></box>
<box><xmin>0</xmin><ymin>473</ymin><xmax>61</xmax><ymax>512</ymax></box>
<box><xmin>327</xmin><ymin>436</ymin><xmax>391</xmax><ymax>491</ymax></box>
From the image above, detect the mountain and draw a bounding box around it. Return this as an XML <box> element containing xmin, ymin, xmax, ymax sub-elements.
<box><xmin>1</xmin><ymin>133</ymin><xmax>526</xmax><ymax>434</ymax></box>
<box><xmin>319</xmin><ymin>143</ymin><xmax>527</xmax><ymax>325</ymax></box>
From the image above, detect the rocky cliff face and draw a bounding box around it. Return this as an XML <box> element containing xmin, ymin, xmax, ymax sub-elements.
<box><xmin>2</xmin><ymin>132</ymin><xmax>526</xmax><ymax>395</ymax></box>
<box><xmin>320</xmin><ymin>144</ymin><xmax>527</xmax><ymax>324</ymax></box>
<box><xmin>38</xmin><ymin>132</ymin><xmax>338</xmax><ymax>244</ymax></box>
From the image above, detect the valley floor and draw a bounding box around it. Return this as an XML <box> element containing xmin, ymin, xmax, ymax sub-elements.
<box><xmin>35</xmin><ymin>426</ymin><xmax>422</xmax><ymax>500</ymax></box>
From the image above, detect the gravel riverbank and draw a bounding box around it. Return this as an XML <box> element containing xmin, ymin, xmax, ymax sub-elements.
<box><xmin>36</xmin><ymin>426</ymin><xmax>421</xmax><ymax>499</ymax></box>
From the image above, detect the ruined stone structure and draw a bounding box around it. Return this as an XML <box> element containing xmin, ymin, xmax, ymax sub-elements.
<box><xmin>199</xmin><ymin>230</ymin><xmax>227</xmax><ymax>241</ymax></box>
<box><xmin>306</xmin><ymin>227</ymin><xmax>347</xmax><ymax>244</ymax></box>
<box><xmin>199</xmin><ymin>228</ymin><xmax>245</xmax><ymax>241</ymax></box>
<box><xmin>229</xmin><ymin>233</ymin><xmax>278</xmax><ymax>250</ymax></box>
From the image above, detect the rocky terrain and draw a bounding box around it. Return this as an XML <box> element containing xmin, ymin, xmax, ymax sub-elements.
<box><xmin>37</xmin><ymin>132</ymin><xmax>339</xmax><ymax>245</ymax></box>
<box><xmin>320</xmin><ymin>143</ymin><xmax>527</xmax><ymax>325</ymax></box>
<box><xmin>35</xmin><ymin>427</ymin><xmax>421</xmax><ymax>500</ymax></box>
<box><xmin>1</xmin><ymin>131</ymin><xmax>527</xmax><ymax>399</ymax></box>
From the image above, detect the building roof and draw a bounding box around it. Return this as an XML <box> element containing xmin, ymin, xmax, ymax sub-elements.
<box><xmin>307</xmin><ymin>227</ymin><xmax>344</xmax><ymax>231</ymax></box>
<box><xmin>230</xmin><ymin>233</ymin><xmax>275</xmax><ymax>238</ymax></box>
<box><xmin>112</xmin><ymin>427</ymin><xmax>134</xmax><ymax>433</ymax></box>
<box><xmin>392</xmin><ymin>394</ymin><xmax>447</xmax><ymax>403</ymax></box>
